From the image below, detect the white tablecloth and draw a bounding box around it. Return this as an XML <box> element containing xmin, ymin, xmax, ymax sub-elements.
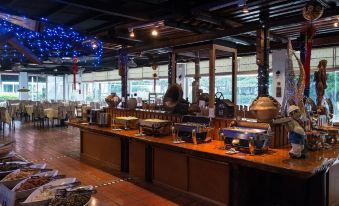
<box><xmin>44</xmin><ymin>108</ymin><xmax>58</xmax><ymax>119</ymax></box>
<box><xmin>25</xmin><ymin>105</ymin><xmax>34</xmax><ymax>117</ymax></box>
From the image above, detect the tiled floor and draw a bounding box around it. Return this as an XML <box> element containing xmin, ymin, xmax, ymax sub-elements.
<box><xmin>1</xmin><ymin>122</ymin><xmax>217</xmax><ymax>206</ymax></box>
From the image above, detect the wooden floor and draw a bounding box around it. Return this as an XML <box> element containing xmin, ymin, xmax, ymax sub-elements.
<box><xmin>1</xmin><ymin>122</ymin><xmax>216</xmax><ymax>206</ymax></box>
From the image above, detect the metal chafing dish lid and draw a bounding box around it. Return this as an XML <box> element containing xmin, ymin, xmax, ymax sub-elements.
<box><xmin>226</xmin><ymin>127</ymin><xmax>266</xmax><ymax>134</ymax></box>
<box><xmin>142</xmin><ymin>119</ymin><xmax>170</xmax><ymax>123</ymax></box>
<box><xmin>114</xmin><ymin>116</ymin><xmax>138</xmax><ymax>120</ymax></box>
<box><xmin>139</xmin><ymin>119</ymin><xmax>171</xmax><ymax>128</ymax></box>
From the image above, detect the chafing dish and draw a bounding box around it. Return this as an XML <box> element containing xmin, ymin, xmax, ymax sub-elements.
<box><xmin>98</xmin><ymin>112</ymin><xmax>110</xmax><ymax>127</ymax></box>
<box><xmin>138</xmin><ymin>119</ymin><xmax>171</xmax><ymax>136</ymax></box>
<box><xmin>112</xmin><ymin>116</ymin><xmax>138</xmax><ymax>129</ymax></box>
<box><xmin>174</xmin><ymin>116</ymin><xmax>212</xmax><ymax>144</ymax></box>
<box><xmin>219</xmin><ymin>121</ymin><xmax>271</xmax><ymax>154</ymax></box>
<box><xmin>89</xmin><ymin>109</ymin><xmax>101</xmax><ymax>124</ymax></box>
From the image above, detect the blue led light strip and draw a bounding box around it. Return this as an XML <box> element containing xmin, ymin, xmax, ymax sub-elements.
<box><xmin>0</xmin><ymin>17</ymin><xmax>103</xmax><ymax>65</ymax></box>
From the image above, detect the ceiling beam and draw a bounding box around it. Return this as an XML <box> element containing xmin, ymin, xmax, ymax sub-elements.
<box><xmin>194</xmin><ymin>0</ymin><xmax>240</xmax><ymax>12</ymax></box>
<box><xmin>52</xmin><ymin>0</ymin><xmax>149</xmax><ymax>21</ymax></box>
<box><xmin>164</xmin><ymin>20</ymin><xmax>211</xmax><ymax>34</ymax></box>
<box><xmin>87</xmin><ymin>22</ymin><xmax>122</xmax><ymax>35</ymax></box>
<box><xmin>191</xmin><ymin>9</ymin><xmax>242</xmax><ymax>28</ymax></box>
<box><xmin>38</xmin><ymin>4</ymin><xmax>68</xmax><ymax>18</ymax></box>
<box><xmin>221</xmin><ymin>36</ymin><xmax>255</xmax><ymax>46</ymax></box>
<box><xmin>126</xmin><ymin>7</ymin><xmax>339</xmax><ymax>53</ymax></box>
<box><xmin>67</xmin><ymin>11</ymin><xmax>102</xmax><ymax>27</ymax></box>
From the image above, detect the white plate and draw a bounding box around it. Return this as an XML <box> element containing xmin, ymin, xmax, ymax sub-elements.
<box><xmin>12</xmin><ymin>170</ymin><xmax>58</xmax><ymax>200</ymax></box>
<box><xmin>21</xmin><ymin>177</ymin><xmax>77</xmax><ymax>206</ymax></box>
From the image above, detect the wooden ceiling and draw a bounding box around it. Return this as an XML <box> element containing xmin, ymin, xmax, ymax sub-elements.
<box><xmin>0</xmin><ymin>0</ymin><xmax>339</xmax><ymax>74</ymax></box>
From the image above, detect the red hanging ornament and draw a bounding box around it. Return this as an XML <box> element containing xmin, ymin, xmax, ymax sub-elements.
<box><xmin>303</xmin><ymin>24</ymin><xmax>316</xmax><ymax>97</ymax></box>
<box><xmin>73</xmin><ymin>57</ymin><xmax>78</xmax><ymax>90</ymax></box>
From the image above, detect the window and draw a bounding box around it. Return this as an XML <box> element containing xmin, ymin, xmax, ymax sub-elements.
<box><xmin>186</xmin><ymin>75</ymin><xmax>261</xmax><ymax>106</ymax></box>
<box><xmin>110</xmin><ymin>81</ymin><xmax>122</xmax><ymax>97</ymax></box>
<box><xmin>129</xmin><ymin>79</ymin><xmax>168</xmax><ymax>100</ymax></box>
<box><xmin>3</xmin><ymin>84</ymin><xmax>13</xmax><ymax>93</ymax></box>
<box><xmin>309</xmin><ymin>71</ymin><xmax>339</xmax><ymax>121</ymax></box>
<box><xmin>29</xmin><ymin>76</ymin><xmax>47</xmax><ymax>101</ymax></box>
<box><xmin>47</xmin><ymin>76</ymin><xmax>64</xmax><ymax>101</ymax></box>
<box><xmin>129</xmin><ymin>80</ymin><xmax>153</xmax><ymax>100</ymax></box>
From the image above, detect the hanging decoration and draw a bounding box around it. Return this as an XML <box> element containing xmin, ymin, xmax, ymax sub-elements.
<box><xmin>302</xmin><ymin>24</ymin><xmax>316</xmax><ymax>97</ymax></box>
<box><xmin>0</xmin><ymin>14</ymin><xmax>103</xmax><ymax>65</ymax></box>
<box><xmin>73</xmin><ymin>57</ymin><xmax>78</xmax><ymax>90</ymax></box>
<box><xmin>302</xmin><ymin>1</ymin><xmax>324</xmax><ymax>21</ymax></box>
<box><xmin>301</xmin><ymin>1</ymin><xmax>323</xmax><ymax>97</ymax></box>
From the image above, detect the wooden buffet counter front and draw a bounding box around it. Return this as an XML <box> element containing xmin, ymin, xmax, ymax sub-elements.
<box><xmin>68</xmin><ymin>122</ymin><xmax>339</xmax><ymax>206</ymax></box>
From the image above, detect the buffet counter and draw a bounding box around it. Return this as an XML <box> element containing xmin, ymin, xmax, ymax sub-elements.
<box><xmin>68</xmin><ymin>122</ymin><xmax>339</xmax><ymax>206</ymax></box>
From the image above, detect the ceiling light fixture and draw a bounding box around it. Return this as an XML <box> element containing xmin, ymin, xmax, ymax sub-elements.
<box><xmin>334</xmin><ymin>22</ymin><xmax>338</xmax><ymax>27</ymax></box>
<box><xmin>151</xmin><ymin>28</ymin><xmax>158</xmax><ymax>36</ymax></box>
<box><xmin>243</xmin><ymin>4</ymin><xmax>249</xmax><ymax>13</ymax></box>
<box><xmin>129</xmin><ymin>28</ymin><xmax>135</xmax><ymax>38</ymax></box>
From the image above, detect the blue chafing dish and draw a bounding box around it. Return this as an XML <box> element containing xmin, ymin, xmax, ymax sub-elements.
<box><xmin>220</xmin><ymin>121</ymin><xmax>271</xmax><ymax>154</ymax></box>
<box><xmin>174</xmin><ymin>115</ymin><xmax>212</xmax><ymax>144</ymax></box>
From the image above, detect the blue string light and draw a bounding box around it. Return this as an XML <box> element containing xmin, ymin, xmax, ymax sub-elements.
<box><xmin>0</xmin><ymin>18</ymin><xmax>103</xmax><ymax>65</ymax></box>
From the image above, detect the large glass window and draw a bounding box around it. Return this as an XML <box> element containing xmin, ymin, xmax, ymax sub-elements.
<box><xmin>47</xmin><ymin>76</ymin><xmax>64</xmax><ymax>101</ymax></box>
<box><xmin>309</xmin><ymin>71</ymin><xmax>339</xmax><ymax>121</ymax></box>
<box><xmin>3</xmin><ymin>84</ymin><xmax>13</xmax><ymax>93</ymax></box>
<box><xmin>28</xmin><ymin>76</ymin><xmax>47</xmax><ymax>101</ymax></box>
<box><xmin>129</xmin><ymin>80</ymin><xmax>153</xmax><ymax>100</ymax></box>
<box><xmin>82</xmin><ymin>81</ymin><xmax>122</xmax><ymax>103</ymax></box>
<box><xmin>129</xmin><ymin>79</ymin><xmax>168</xmax><ymax>100</ymax></box>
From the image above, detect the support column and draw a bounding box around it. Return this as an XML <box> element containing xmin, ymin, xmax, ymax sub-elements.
<box><xmin>168</xmin><ymin>52</ymin><xmax>173</xmax><ymax>88</ymax></box>
<box><xmin>256</xmin><ymin>11</ymin><xmax>270</xmax><ymax>96</ymax></box>
<box><xmin>119</xmin><ymin>48</ymin><xmax>128</xmax><ymax>108</ymax></box>
<box><xmin>170</xmin><ymin>52</ymin><xmax>176</xmax><ymax>86</ymax></box>
<box><xmin>19</xmin><ymin>72</ymin><xmax>29</xmax><ymax>100</ymax></box>
<box><xmin>232</xmin><ymin>51</ymin><xmax>238</xmax><ymax>104</ymax></box>
<box><xmin>192</xmin><ymin>51</ymin><xmax>201</xmax><ymax>105</ymax></box>
<box><xmin>209</xmin><ymin>44</ymin><xmax>216</xmax><ymax>109</ymax></box>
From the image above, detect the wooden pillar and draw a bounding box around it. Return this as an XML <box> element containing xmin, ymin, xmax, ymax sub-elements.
<box><xmin>256</xmin><ymin>11</ymin><xmax>270</xmax><ymax>96</ymax></box>
<box><xmin>170</xmin><ymin>52</ymin><xmax>176</xmax><ymax>86</ymax></box>
<box><xmin>168</xmin><ymin>52</ymin><xmax>173</xmax><ymax>88</ymax></box>
<box><xmin>209</xmin><ymin>44</ymin><xmax>216</xmax><ymax>108</ymax></box>
<box><xmin>232</xmin><ymin>51</ymin><xmax>237</xmax><ymax>104</ymax></box>
<box><xmin>121</xmin><ymin>64</ymin><xmax>128</xmax><ymax>108</ymax></box>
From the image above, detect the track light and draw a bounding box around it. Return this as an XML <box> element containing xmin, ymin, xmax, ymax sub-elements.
<box><xmin>151</xmin><ymin>28</ymin><xmax>158</xmax><ymax>36</ymax></box>
<box><xmin>130</xmin><ymin>31</ymin><xmax>135</xmax><ymax>38</ymax></box>
<box><xmin>129</xmin><ymin>28</ymin><xmax>135</xmax><ymax>38</ymax></box>
<box><xmin>243</xmin><ymin>4</ymin><xmax>249</xmax><ymax>13</ymax></box>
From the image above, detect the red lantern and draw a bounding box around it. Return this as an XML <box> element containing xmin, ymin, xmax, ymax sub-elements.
<box><xmin>73</xmin><ymin>57</ymin><xmax>78</xmax><ymax>90</ymax></box>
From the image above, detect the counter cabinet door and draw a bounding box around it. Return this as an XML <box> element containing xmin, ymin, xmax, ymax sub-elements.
<box><xmin>81</xmin><ymin>131</ymin><xmax>121</xmax><ymax>170</ymax></box>
<box><xmin>188</xmin><ymin>157</ymin><xmax>230</xmax><ymax>205</ymax></box>
<box><xmin>129</xmin><ymin>140</ymin><xmax>146</xmax><ymax>180</ymax></box>
<box><xmin>153</xmin><ymin>147</ymin><xmax>188</xmax><ymax>190</ymax></box>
